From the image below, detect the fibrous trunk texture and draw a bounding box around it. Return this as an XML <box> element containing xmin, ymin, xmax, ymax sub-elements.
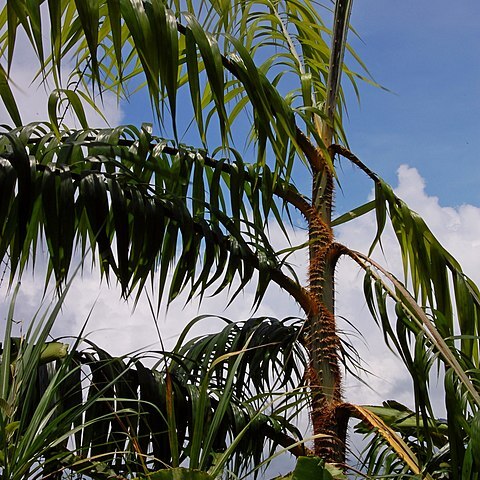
<box><xmin>306</xmin><ymin>164</ymin><xmax>346</xmax><ymax>462</ymax></box>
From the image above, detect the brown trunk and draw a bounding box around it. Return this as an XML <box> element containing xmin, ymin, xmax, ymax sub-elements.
<box><xmin>310</xmin><ymin>395</ymin><xmax>350</xmax><ymax>463</ymax></box>
<box><xmin>306</xmin><ymin>161</ymin><xmax>347</xmax><ymax>463</ymax></box>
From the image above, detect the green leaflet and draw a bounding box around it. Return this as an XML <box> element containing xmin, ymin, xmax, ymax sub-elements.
<box><xmin>273</xmin><ymin>456</ymin><xmax>346</xmax><ymax>480</ymax></box>
<box><xmin>147</xmin><ymin>468</ymin><xmax>214</xmax><ymax>480</ymax></box>
<box><xmin>331</xmin><ymin>200</ymin><xmax>375</xmax><ymax>227</ymax></box>
<box><xmin>0</xmin><ymin>65</ymin><xmax>21</xmax><ymax>127</ymax></box>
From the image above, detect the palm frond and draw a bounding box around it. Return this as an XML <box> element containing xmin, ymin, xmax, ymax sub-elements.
<box><xmin>0</xmin><ymin>294</ymin><xmax>312</xmax><ymax>477</ymax></box>
<box><xmin>171</xmin><ymin>315</ymin><xmax>308</xmax><ymax>398</ymax></box>
<box><xmin>0</xmin><ymin>1</ymin><xmax>368</xmax><ymax>177</ymax></box>
<box><xmin>0</xmin><ymin>123</ymin><xmax>311</xmax><ymax>311</ymax></box>
<box><xmin>338</xmin><ymin>176</ymin><xmax>480</xmax><ymax>476</ymax></box>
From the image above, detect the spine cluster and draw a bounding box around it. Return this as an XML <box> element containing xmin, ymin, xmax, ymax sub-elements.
<box><xmin>305</xmin><ymin>168</ymin><xmax>346</xmax><ymax>460</ymax></box>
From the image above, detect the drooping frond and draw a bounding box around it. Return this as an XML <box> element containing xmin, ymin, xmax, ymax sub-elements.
<box><xmin>332</xmin><ymin>173</ymin><xmax>480</xmax><ymax>477</ymax></box>
<box><xmin>363</xmin><ymin>178</ymin><xmax>480</xmax><ymax>379</ymax></box>
<box><xmin>0</xmin><ymin>123</ymin><xmax>312</xmax><ymax>311</ymax></box>
<box><xmin>0</xmin><ymin>1</ymin><xmax>368</xmax><ymax>177</ymax></box>
<box><xmin>353</xmin><ymin>402</ymin><xmax>446</xmax><ymax>478</ymax></box>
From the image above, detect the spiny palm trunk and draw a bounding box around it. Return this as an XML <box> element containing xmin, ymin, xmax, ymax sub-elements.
<box><xmin>305</xmin><ymin>0</ymin><xmax>354</xmax><ymax>458</ymax></box>
<box><xmin>306</xmin><ymin>163</ymin><xmax>347</xmax><ymax>462</ymax></box>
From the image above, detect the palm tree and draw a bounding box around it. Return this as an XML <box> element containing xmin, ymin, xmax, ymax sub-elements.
<box><xmin>0</xmin><ymin>1</ymin><xmax>479</xmax><ymax>478</ymax></box>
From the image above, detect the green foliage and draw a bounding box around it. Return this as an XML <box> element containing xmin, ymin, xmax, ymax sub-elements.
<box><xmin>0</xmin><ymin>288</ymin><xmax>309</xmax><ymax>478</ymax></box>
<box><xmin>147</xmin><ymin>469</ymin><xmax>214</xmax><ymax>480</ymax></box>
<box><xmin>273</xmin><ymin>456</ymin><xmax>347</xmax><ymax>479</ymax></box>
<box><xmin>0</xmin><ymin>284</ymin><xmax>130</xmax><ymax>480</ymax></box>
<box><xmin>0</xmin><ymin>122</ymin><xmax>303</xmax><ymax>309</ymax></box>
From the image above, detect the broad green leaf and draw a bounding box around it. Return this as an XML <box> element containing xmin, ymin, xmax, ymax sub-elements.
<box><xmin>106</xmin><ymin>0</ymin><xmax>122</xmax><ymax>74</ymax></box>
<box><xmin>291</xmin><ymin>456</ymin><xmax>334</xmax><ymax>480</ymax></box>
<box><xmin>73</xmin><ymin>0</ymin><xmax>99</xmax><ymax>81</ymax></box>
<box><xmin>0</xmin><ymin>65</ymin><xmax>22</xmax><ymax>127</ymax></box>
<box><xmin>184</xmin><ymin>12</ymin><xmax>228</xmax><ymax>144</ymax></box>
<box><xmin>148</xmin><ymin>468</ymin><xmax>214</xmax><ymax>480</ymax></box>
<box><xmin>331</xmin><ymin>200</ymin><xmax>375</xmax><ymax>227</ymax></box>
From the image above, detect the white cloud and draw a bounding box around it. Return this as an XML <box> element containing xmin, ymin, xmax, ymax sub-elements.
<box><xmin>0</xmin><ymin>31</ymin><xmax>123</xmax><ymax>127</ymax></box>
<box><xmin>395</xmin><ymin>165</ymin><xmax>480</xmax><ymax>278</ymax></box>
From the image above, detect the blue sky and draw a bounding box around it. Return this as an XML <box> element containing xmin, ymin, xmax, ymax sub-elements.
<box><xmin>340</xmin><ymin>0</ymin><xmax>480</xmax><ymax>210</ymax></box>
